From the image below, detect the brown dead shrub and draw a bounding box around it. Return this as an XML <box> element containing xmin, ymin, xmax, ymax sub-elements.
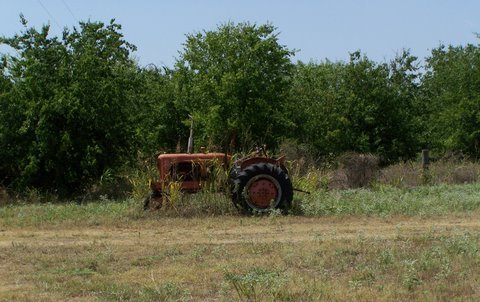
<box><xmin>452</xmin><ymin>165</ymin><xmax>478</xmax><ymax>184</ymax></box>
<box><xmin>336</xmin><ymin>152</ymin><xmax>380</xmax><ymax>188</ymax></box>
<box><xmin>280</xmin><ymin>139</ymin><xmax>316</xmax><ymax>175</ymax></box>
<box><xmin>377</xmin><ymin>162</ymin><xmax>423</xmax><ymax>188</ymax></box>
<box><xmin>328</xmin><ymin>169</ymin><xmax>348</xmax><ymax>190</ymax></box>
<box><xmin>376</xmin><ymin>159</ymin><xmax>480</xmax><ymax>188</ymax></box>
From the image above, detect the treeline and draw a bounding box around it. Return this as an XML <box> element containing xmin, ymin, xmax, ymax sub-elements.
<box><xmin>1</xmin><ymin>18</ymin><xmax>479</xmax><ymax>195</ymax></box>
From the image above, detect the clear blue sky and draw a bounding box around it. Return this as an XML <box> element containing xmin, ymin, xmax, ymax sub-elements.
<box><xmin>1</xmin><ymin>0</ymin><xmax>479</xmax><ymax>67</ymax></box>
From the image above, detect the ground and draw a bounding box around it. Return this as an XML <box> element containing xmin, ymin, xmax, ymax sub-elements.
<box><xmin>1</xmin><ymin>214</ymin><xmax>479</xmax><ymax>301</ymax></box>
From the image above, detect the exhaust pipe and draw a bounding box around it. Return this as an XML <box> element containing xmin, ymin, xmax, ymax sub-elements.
<box><xmin>187</xmin><ymin>114</ymin><xmax>194</xmax><ymax>153</ymax></box>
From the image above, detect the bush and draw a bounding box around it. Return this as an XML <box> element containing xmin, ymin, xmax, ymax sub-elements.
<box><xmin>453</xmin><ymin>165</ymin><xmax>478</xmax><ymax>184</ymax></box>
<box><xmin>280</xmin><ymin>139</ymin><xmax>317</xmax><ymax>175</ymax></box>
<box><xmin>0</xmin><ymin>19</ymin><xmax>139</xmax><ymax>196</ymax></box>
<box><xmin>337</xmin><ymin>152</ymin><xmax>379</xmax><ymax>188</ymax></box>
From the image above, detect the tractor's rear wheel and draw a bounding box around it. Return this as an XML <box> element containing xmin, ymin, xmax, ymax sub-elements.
<box><xmin>232</xmin><ymin>163</ymin><xmax>293</xmax><ymax>213</ymax></box>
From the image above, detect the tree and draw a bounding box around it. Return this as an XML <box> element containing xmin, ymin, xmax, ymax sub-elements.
<box><xmin>289</xmin><ymin>51</ymin><xmax>421</xmax><ymax>163</ymax></box>
<box><xmin>0</xmin><ymin>18</ymin><xmax>139</xmax><ymax>195</ymax></box>
<box><xmin>0</xmin><ymin>55</ymin><xmax>15</xmax><ymax>185</ymax></box>
<box><xmin>134</xmin><ymin>66</ymin><xmax>182</xmax><ymax>154</ymax></box>
<box><xmin>174</xmin><ymin>22</ymin><xmax>295</xmax><ymax>152</ymax></box>
<box><xmin>422</xmin><ymin>42</ymin><xmax>480</xmax><ymax>157</ymax></box>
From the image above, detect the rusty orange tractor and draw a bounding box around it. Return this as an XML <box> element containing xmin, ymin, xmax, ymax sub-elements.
<box><xmin>144</xmin><ymin>116</ymin><xmax>294</xmax><ymax>213</ymax></box>
<box><xmin>144</xmin><ymin>144</ymin><xmax>293</xmax><ymax>213</ymax></box>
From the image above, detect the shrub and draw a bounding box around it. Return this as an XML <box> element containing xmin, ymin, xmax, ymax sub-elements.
<box><xmin>337</xmin><ymin>152</ymin><xmax>379</xmax><ymax>188</ymax></box>
<box><xmin>280</xmin><ymin>139</ymin><xmax>317</xmax><ymax>175</ymax></box>
<box><xmin>452</xmin><ymin>165</ymin><xmax>478</xmax><ymax>184</ymax></box>
<box><xmin>377</xmin><ymin>162</ymin><xmax>423</xmax><ymax>188</ymax></box>
<box><xmin>0</xmin><ymin>19</ymin><xmax>139</xmax><ymax>196</ymax></box>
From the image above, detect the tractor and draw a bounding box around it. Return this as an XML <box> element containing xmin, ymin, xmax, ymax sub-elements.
<box><xmin>143</xmin><ymin>118</ymin><xmax>293</xmax><ymax>213</ymax></box>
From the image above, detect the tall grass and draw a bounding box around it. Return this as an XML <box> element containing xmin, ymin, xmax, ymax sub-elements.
<box><xmin>378</xmin><ymin>160</ymin><xmax>480</xmax><ymax>188</ymax></box>
<box><xmin>295</xmin><ymin>183</ymin><xmax>480</xmax><ymax>216</ymax></box>
<box><xmin>2</xmin><ymin>182</ymin><xmax>480</xmax><ymax>227</ymax></box>
<box><xmin>2</xmin><ymin>155</ymin><xmax>480</xmax><ymax>226</ymax></box>
<box><xmin>0</xmin><ymin>198</ymin><xmax>141</xmax><ymax>227</ymax></box>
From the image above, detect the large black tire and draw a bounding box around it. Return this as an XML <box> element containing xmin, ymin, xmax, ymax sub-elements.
<box><xmin>232</xmin><ymin>163</ymin><xmax>293</xmax><ymax>213</ymax></box>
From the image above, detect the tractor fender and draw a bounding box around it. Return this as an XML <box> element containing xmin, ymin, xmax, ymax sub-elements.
<box><xmin>239</xmin><ymin>157</ymin><xmax>288</xmax><ymax>174</ymax></box>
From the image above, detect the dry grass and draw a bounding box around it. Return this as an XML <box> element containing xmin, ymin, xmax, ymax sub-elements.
<box><xmin>1</xmin><ymin>156</ymin><xmax>480</xmax><ymax>300</ymax></box>
<box><xmin>337</xmin><ymin>152</ymin><xmax>380</xmax><ymax>189</ymax></box>
<box><xmin>377</xmin><ymin>160</ymin><xmax>480</xmax><ymax>188</ymax></box>
<box><xmin>1</xmin><ymin>215</ymin><xmax>479</xmax><ymax>301</ymax></box>
<box><xmin>287</xmin><ymin>155</ymin><xmax>480</xmax><ymax>190</ymax></box>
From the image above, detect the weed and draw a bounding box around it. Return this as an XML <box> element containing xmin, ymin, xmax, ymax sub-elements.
<box><xmin>402</xmin><ymin>259</ymin><xmax>422</xmax><ymax>290</ymax></box>
<box><xmin>224</xmin><ymin>267</ymin><xmax>286</xmax><ymax>301</ymax></box>
<box><xmin>377</xmin><ymin>249</ymin><xmax>394</xmax><ymax>269</ymax></box>
<box><xmin>212</xmin><ymin>245</ymin><xmax>230</xmax><ymax>259</ymax></box>
<box><xmin>147</xmin><ymin>274</ymin><xmax>191</xmax><ymax>302</ymax></box>
<box><xmin>97</xmin><ymin>281</ymin><xmax>191</xmax><ymax>301</ymax></box>
<box><xmin>268</xmin><ymin>208</ymin><xmax>283</xmax><ymax>219</ymax></box>
<box><xmin>435</xmin><ymin>257</ymin><xmax>452</xmax><ymax>280</ymax></box>
<box><xmin>441</xmin><ymin>232</ymin><xmax>479</xmax><ymax>256</ymax></box>
<box><xmin>349</xmin><ymin>269</ymin><xmax>376</xmax><ymax>288</ymax></box>
<box><xmin>191</xmin><ymin>245</ymin><xmax>208</xmax><ymax>262</ymax></box>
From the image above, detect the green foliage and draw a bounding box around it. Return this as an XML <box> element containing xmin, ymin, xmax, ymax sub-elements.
<box><xmin>174</xmin><ymin>22</ymin><xmax>295</xmax><ymax>151</ymax></box>
<box><xmin>0</xmin><ymin>57</ymin><xmax>15</xmax><ymax>182</ymax></box>
<box><xmin>0</xmin><ymin>18</ymin><xmax>139</xmax><ymax>195</ymax></box>
<box><xmin>422</xmin><ymin>41</ymin><xmax>480</xmax><ymax>157</ymax></box>
<box><xmin>134</xmin><ymin>66</ymin><xmax>182</xmax><ymax>154</ymax></box>
<box><xmin>2</xmin><ymin>16</ymin><xmax>480</xmax><ymax>198</ymax></box>
<box><xmin>289</xmin><ymin>50</ymin><xmax>421</xmax><ymax>163</ymax></box>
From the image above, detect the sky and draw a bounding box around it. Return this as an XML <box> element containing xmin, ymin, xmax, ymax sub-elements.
<box><xmin>1</xmin><ymin>0</ymin><xmax>479</xmax><ymax>67</ymax></box>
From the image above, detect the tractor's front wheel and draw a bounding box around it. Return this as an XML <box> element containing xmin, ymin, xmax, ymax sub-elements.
<box><xmin>232</xmin><ymin>163</ymin><xmax>293</xmax><ymax>213</ymax></box>
<box><xmin>143</xmin><ymin>191</ymin><xmax>163</xmax><ymax>210</ymax></box>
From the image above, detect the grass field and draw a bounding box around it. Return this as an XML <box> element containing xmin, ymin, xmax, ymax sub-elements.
<box><xmin>1</xmin><ymin>183</ymin><xmax>480</xmax><ymax>301</ymax></box>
